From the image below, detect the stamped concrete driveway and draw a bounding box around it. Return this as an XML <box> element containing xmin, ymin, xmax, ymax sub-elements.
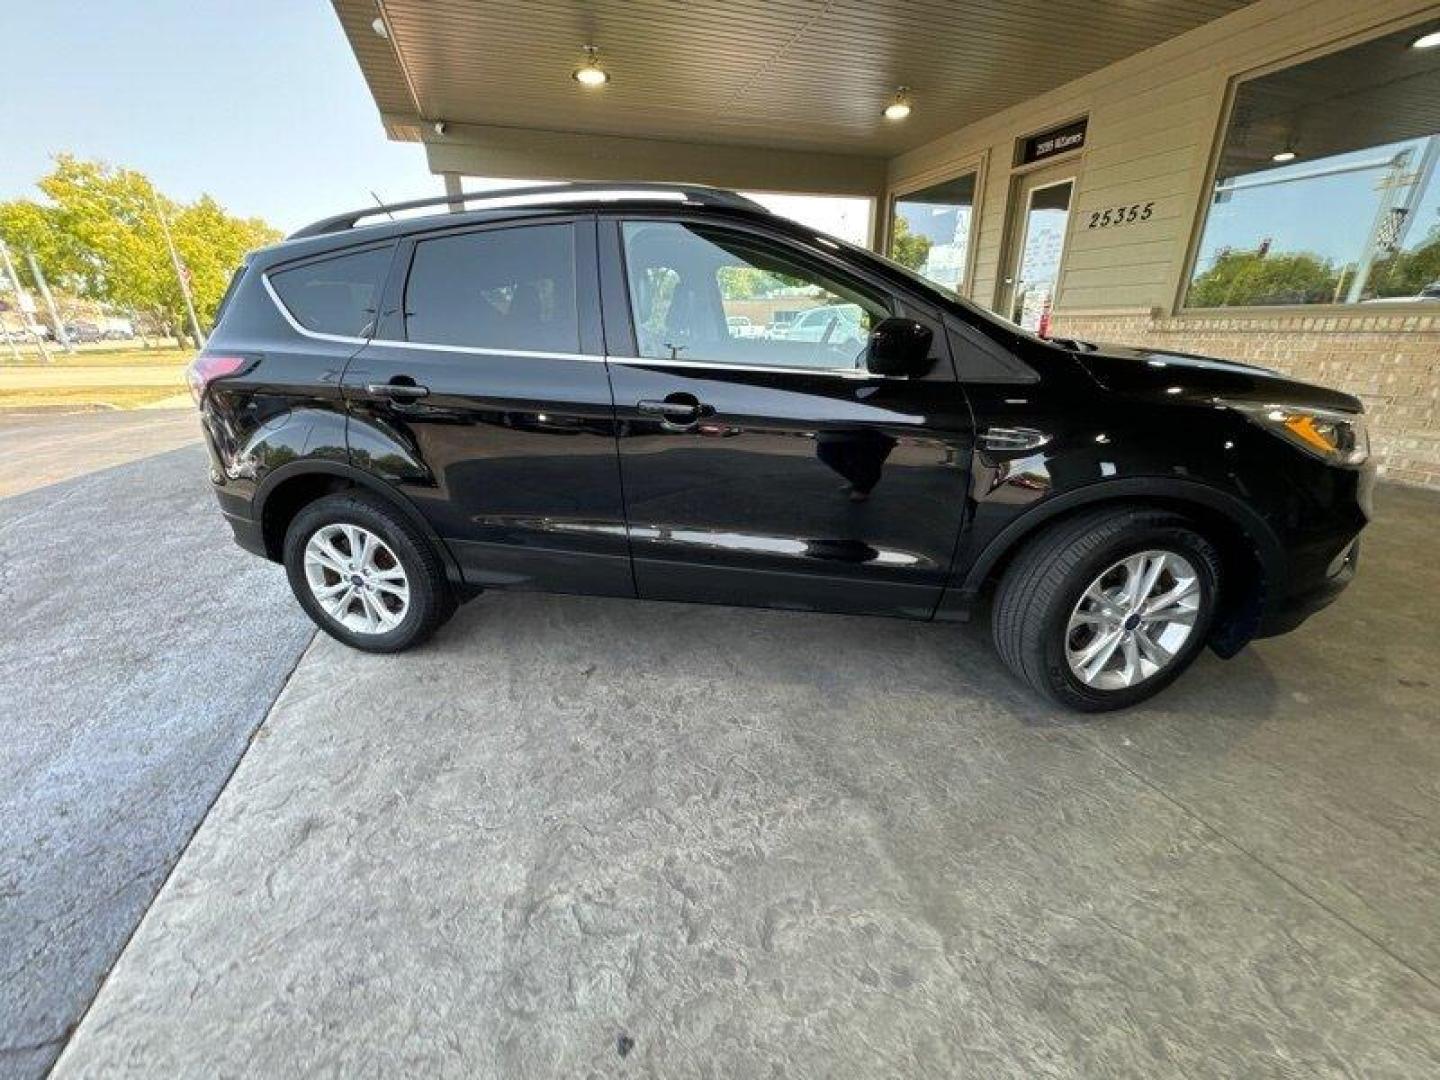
<box><xmin>0</xmin><ymin>412</ymin><xmax>312</xmax><ymax>1079</ymax></box>
<box><xmin>50</xmin><ymin>485</ymin><xmax>1440</xmax><ymax>1078</ymax></box>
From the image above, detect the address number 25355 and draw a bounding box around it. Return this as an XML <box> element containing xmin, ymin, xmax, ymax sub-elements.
<box><xmin>1087</xmin><ymin>202</ymin><xmax>1155</xmax><ymax>228</ymax></box>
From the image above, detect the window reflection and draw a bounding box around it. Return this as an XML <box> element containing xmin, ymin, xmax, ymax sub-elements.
<box><xmin>889</xmin><ymin>173</ymin><xmax>977</xmax><ymax>294</ymax></box>
<box><xmin>1187</xmin><ymin>24</ymin><xmax>1440</xmax><ymax>308</ymax></box>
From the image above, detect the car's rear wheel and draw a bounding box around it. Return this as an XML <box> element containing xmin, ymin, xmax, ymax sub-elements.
<box><xmin>283</xmin><ymin>492</ymin><xmax>455</xmax><ymax>652</ymax></box>
<box><xmin>992</xmin><ymin>508</ymin><xmax>1221</xmax><ymax>711</ymax></box>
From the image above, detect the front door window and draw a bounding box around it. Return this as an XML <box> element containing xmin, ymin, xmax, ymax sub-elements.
<box><xmin>620</xmin><ymin>221</ymin><xmax>888</xmax><ymax>371</ymax></box>
<box><xmin>1007</xmin><ymin>179</ymin><xmax>1074</xmax><ymax>332</ymax></box>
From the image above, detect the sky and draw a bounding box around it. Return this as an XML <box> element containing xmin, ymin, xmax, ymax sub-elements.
<box><xmin>2</xmin><ymin>1</ymin><xmax>448</xmax><ymax>233</ymax></box>
<box><xmin>0</xmin><ymin>0</ymin><xmax>869</xmax><ymax>242</ymax></box>
<box><xmin>1194</xmin><ymin>139</ymin><xmax>1440</xmax><ymax>279</ymax></box>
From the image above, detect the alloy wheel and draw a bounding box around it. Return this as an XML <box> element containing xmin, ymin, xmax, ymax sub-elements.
<box><xmin>302</xmin><ymin>523</ymin><xmax>410</xmax><ymax>634</ymax></box>
<box><xmin>1065</xmin><ymin>549</ymin><xmax>1201</xmax><ymax>690</ymax></box>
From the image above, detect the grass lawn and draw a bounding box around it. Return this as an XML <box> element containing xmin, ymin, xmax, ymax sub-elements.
<box><xmin>0</xmin><ymin>385</ymin><xmax>189</xmax><ymax>411</ymax></box>
<box><xmin>1</xmin><ymin>346</ymin><xmax>195</xmax><ymax>368</ymax></box>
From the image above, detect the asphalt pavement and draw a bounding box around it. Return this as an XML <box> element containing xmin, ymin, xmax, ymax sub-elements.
<box><xmin>0</xmin><ymin>417</ymin><xmax>313</xmax><ymax>1079</ymax></box>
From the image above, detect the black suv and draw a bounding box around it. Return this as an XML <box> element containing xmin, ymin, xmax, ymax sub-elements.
<box><xmin>192</xmin><ymin>184</ymin><xmax>1372</xmax><ymax>710</ymax></box>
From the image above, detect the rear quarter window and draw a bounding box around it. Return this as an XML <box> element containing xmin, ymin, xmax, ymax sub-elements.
<box><xmin>269</xmin><ymin>245</ymin><xmax>393</xmax><ymax>337</ymax></box>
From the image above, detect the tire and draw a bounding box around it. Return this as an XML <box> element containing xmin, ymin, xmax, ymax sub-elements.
<box><xmin>991</xmin><ymin>508</ymin><xmax>1221</xmax><ymax>712</ymax></box>
<box><xmin>283</xmin><ymin>491</ymin><xmax>455</xmax><ymax>653</ymax></box>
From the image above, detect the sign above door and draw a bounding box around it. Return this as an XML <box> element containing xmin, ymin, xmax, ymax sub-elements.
<box><xmin>1017</xmin><ymin>118</ymin><xmax>1088</xmax><ymax>166</ymax></box>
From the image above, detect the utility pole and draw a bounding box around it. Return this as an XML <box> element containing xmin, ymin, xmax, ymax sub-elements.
<box><xmin>25</xmin><ymin>250</ymin><xmax>73</xmax><ymax>353</ymax></box>
<box><xmin>0</xmin><ymin>239</ymin><xmax>51</xmax><ymax>362</ymax></box>
<box><xmin>152</xmin><ymin>193</ymin><xmax>205</xmax><ymax>348</ymax></box>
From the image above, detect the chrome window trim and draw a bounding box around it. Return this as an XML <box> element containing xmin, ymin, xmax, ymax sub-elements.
<box><xmin>262</xmin><ymin>273</ymin><xmax>370</xmax><ymax>346</ymax></box>
<box><xmin>606</xmin><ymin>354</ymin><xmax>895</xmax><ymax>380</ymax></box>
<box><xmin>266</xmin><ymin>271</ymin><xmax>899</xmax><ymax>378</ymax></box>
<box><xmin>365</xmin><ymin>336</ymin><xmax>599</xmax><ymax>364</ymax></box>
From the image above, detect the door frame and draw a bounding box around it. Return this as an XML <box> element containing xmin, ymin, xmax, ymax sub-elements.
<box><xmin>595</xmin><ymin>209</ymin><xmax>937</xmax><ymax>365</ymax></box>
<box><xmin>996</xmin><ymin>163</ymin><xmax>1078</xmax><ymax>327</ymax></box>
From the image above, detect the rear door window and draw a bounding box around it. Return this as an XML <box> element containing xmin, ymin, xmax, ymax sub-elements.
<box><xmin>269</xmin><ymin>245</ymin><xmax>393</xmax><ymax>337</ymax></box>
<box><xmin>403</xmin><ymin>223</ymin><xmax>579</xmax><ymax>353</ymax></box>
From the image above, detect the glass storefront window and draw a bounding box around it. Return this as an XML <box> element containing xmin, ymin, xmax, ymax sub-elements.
<box><xmin>1186</xmin><ymin>23</ymin><xmax>1440</xmax><ymax>309</ymax></box>
<box><xmin>889</xmin><ymin>173</ymin><xmax>977</xmax><ymax>294</ymax></box>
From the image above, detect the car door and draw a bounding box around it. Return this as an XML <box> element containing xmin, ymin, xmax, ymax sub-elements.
<box><xmin>341</xmin><ymin>216</ymin><xmax>633</xmax><ymax>597</ymax></box>
<box><xmin>599</xmin><ymin>215</ymin><xmax>973</xmax><ymax>618</ymax></box>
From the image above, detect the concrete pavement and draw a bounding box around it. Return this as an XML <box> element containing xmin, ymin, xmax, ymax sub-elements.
<box><xmin>0</xmin><ymin>432</ymin><xmax>313</xmax><ymax>1079</ymax></box>
<box><xmin>0</xmin><ymin>409</ymin><xmax>202</xmax><ymax>498</ymax></box>
<box><xmin>47</xmin><ymin>485</ymin><xmax>1440</xmax><ymax>1077</ymax></box>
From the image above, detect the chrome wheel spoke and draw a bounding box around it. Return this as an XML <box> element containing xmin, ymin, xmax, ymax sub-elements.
<box><xmin>1073</xmin><ymin>628</ymin><xmax>1123</xmax><ymax>682</ymax></box>
<box><xmin>1119</xmin><ymin>634</ymin><xmax>1142</xmax><ymax>686</ymax></box>
<box><xmin>1135</xmin><ymin>627</ymin><xmax>1173</xmax><ymax>668</ymax></box>
<box><xmin>1135</xmin><ymin>553</ymin><xmax>1168</xmax><ymax>607</ymax></box>
<box><xmin>1143</xmin><ymin>577</ymin><xmax>1199</xmax><ymax>619</ymax></box>
<box><xmin>324</xmin><ymin>586</ymin><xmax>355</xmax><ymax>618</ymax></box>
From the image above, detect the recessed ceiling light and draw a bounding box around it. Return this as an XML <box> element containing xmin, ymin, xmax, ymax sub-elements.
<box><xmin>371</xmin><ymin>16</ymin><xmax>387</xmax><ymax>38</ymax></box>
<box><xmin>1272</xmin><ymin>149</ymin><xmax>1297</xmax><ymax>163</ymax></box>
<box><xmin>1410</xmin><ymin>29</ymin><xmax>1440</xmax><ymax>49</ymax></box>
<box><xmin>573</xmin><ymin>45</ymin><xmax>609</xmax><ymax>87</ymax></box>
<box><xmin>884</xmin><ymin>87</ymin><xmax>912</xmax><ymax>121</ymax></box>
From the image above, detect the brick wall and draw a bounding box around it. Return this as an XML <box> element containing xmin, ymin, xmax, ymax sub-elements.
<box><xmin>1050</xmin><ymin>310</ymin><xmax>1440</xmax><ymax>489</ymax></box>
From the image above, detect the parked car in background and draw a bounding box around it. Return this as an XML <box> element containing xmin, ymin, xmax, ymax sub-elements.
<box><xmin>776</xmin><ymin>302</ymin><xmax>867</xmax><ymax>345</ymax></box>
<box><xmin>1362</xmin><ymin>280</ymin><xmax>1440</xmax><ymax>303</ymax></box>
<box><xmin>190</xmin><ymin>184</ymin><xmax>1372</xmax><ymax>711</ymax></box>
<box><xmin>98</xmin><ymin>316</ymin><xmax>136</xmax><ymax>339</ymax></box>
<box><xmin>64</xmin><ymin>322</ymin><xmax>104</xmax><ymax>343</ymax></box>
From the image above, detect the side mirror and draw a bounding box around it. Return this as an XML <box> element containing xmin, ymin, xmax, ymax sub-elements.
<box><xmin>866</xmin><ymin>317</ymin><xmax>934</xmax><ymax>377</ymax></box>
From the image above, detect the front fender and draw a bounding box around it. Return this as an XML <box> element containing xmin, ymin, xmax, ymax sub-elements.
<box><xmin>936</xmin><ymin>474</ymin><xmax>1288</xmax><ymax>654</ymax></box>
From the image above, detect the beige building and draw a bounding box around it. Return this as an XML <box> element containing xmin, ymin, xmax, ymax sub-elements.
<box><xmin>337</xmin><ymin>0</ymin><xmax>1440</xmax><ymax>486</ymax></box>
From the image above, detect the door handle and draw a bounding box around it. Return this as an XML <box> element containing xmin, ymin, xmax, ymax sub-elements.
<box><xmin>637</xmin><ymin>399</ymin><xmax>701</xmax><ymax>420</ymax></box>
<box><xmin>366</xmin><ymin>382</ymin><xmax>430</xmax><ymax>400</ymax></box>
<box><xmin>637</xmin><ymin>395</ymin><xmax>715</xmax><ymax>432</ymax></box>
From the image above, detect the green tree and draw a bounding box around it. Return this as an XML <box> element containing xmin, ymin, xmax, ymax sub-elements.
<box><xmin>1188</xmin><ymin>248</ymin><xmax>1339</xmax><ymax>307</ymax></box>
<box><xmin>1370</xmin><ymin>227</ymin><xmax>1440</xmax><ymax>298</ymax></box>
<box><xmin>0</xmin><ymin>155</ymin><xmax>281</xmax><ymax>342</ymax></box>
<box><xmin>888</xmin><ymin>214</ymin><xmax>932</xmax><ymax>273</ymax></box>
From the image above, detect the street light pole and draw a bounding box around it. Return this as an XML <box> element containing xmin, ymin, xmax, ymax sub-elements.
<box><xmin>0</xmin><ymin>239</ymin><xmax>51</xmax><ymax>362</ymax></box>
<box><xmin>151</xmin><ymin>193</ymin><xmax>205</xmax><ymax>348</ymax></box>
<box><xmin>25</xmin><ymin>250</ymin><xmax>73</xmax><ymax>353</ymax></box>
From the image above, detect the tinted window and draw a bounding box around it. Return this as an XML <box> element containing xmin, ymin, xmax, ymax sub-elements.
<box><xmin>270</xmin><ymin>246</ymin><xmax>392</xmax><ymax>336</ymax></box>
<box><xmin>621</xmin><ymin>221</ymin><xmax>888</xmax><ymax>371</ymax></box>
<box><xmin>404</xmin><ymin>224</ymin><xmax>578</xmax><ymax>352</ymax></box>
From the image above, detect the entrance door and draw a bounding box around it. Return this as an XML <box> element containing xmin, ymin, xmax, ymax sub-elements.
<box><xmin>600</xmin><ymin>216</ymin><xmax>972</xmax><ymax>619</ymax></box>
<box><xmin>1001</xmin><ymin>166</ymin><xmax>1075</xmax><ymax>333</ymax></box>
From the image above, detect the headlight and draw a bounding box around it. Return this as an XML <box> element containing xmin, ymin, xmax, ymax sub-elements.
<box><xmin>1223</xmin><ymin>400</ymin><xmax>1369</xmax><ymax>466</ymax></box>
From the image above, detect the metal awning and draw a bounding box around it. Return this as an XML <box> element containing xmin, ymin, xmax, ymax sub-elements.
<box><xmin>333</xmin><ymin>0</ymin><xmax>1253</xmax><ymax>194</ymax></box>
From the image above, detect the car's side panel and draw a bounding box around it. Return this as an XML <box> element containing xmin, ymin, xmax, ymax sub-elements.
<box><xmin>198</xmin><ymin>246</ymin><xmax>376</xmax><ymax>538</ymax></box>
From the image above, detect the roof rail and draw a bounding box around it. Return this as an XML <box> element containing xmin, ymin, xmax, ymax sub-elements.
<box><xmin>288</xmin><ymin>183</ymin><xmax>769</xmax><ymax>239</ymax></box>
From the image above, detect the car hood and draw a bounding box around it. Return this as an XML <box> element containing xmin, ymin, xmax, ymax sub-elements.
<box><xmin>1070</xmin><ymin>342</ymin><xmax>1363</xmax><ymax>413</ymax></box>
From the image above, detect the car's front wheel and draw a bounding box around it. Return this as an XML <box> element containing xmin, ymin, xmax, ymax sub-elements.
<box><xmin>992</xmin><ymin>508</ymin><xmax>1221</xmax><ymax>711</ymax></box>
<box><xmin>283</xmin><ymin>491</ymin><xmax>455</xmax><ymax>652</ymax></box>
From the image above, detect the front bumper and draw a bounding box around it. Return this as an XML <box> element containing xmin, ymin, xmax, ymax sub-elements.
<box><xmin>1256</xmin><ymin>535</ymin><xmax>1360</xmax><ymax>638</ymax></box>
